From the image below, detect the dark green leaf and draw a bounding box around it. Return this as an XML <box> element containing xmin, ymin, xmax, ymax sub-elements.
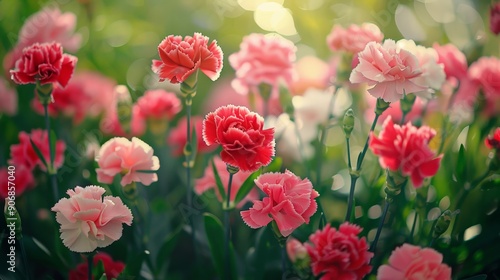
<box><xmin>121</xmin><ymin>250</ymin><xmax>145</xmax><ymax>278</ymax></box>
<box><xmin>29</xmin><ymin>137</ymin><xmax>49</xmax><ymax>169</ymax></box>
<box><xmin>234</xmin><ymin>170</ymin><xmax>261</xmax><ymax>205</ymax></box>
<box><xmin>462</xmin><ymin>275</ymin><xmax>487</xmax><ymax>280</ymax></box>
<box><xmin>49</xmin><ymin>130</ymin><xmax>57</xmax><ymax>166</ymax></box>
<box><xmin>93</xmin><ymin>258</ymin><xmax>106</xmax><ymax>280</ymax></box>
<box><xmin>455</xmin><ymin>144</ymin><xmax>466</xmax><ymax>182</ymax></box>
<box><xmin>211</xmin><ymin>158</ymin><xmax>226</xmax><ymax>202</ymax></box>
<box><xmin>156</xmin><ymin>226</ymin><xmax>182</xmax><ymax>272</ymax></box>
<box><xmin>479</xmin><ymin>174</ymin><xmax>500</xmax><ymax>190</ymax></box>
<box><xmin>203</xmin><ymin>213</ymin><xmax>237</xmax><ymax>280</ymax></box>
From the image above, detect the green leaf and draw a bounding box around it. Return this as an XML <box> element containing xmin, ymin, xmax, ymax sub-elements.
<box><xmin>29</xmin><ymin>137</ymin><xmax>49</xmax><ymax>170</ymax></box>
<box><xmin>156</xmin><ymin>226</ymin><xmax>182</xmax><ymax>273</ymax></box>
<box><xmin>455</xmin><ymin>144</ymin><xmax>467</xmax><ymax>182</ymax></box>
<box><xmin>211</xmin><ymin>158</ymin><xmax>226</xmax><ymax>202</ymax></box>
<box><xmin>121</xmin><ymin>250</ymin><xmax>145</xmax><ymax>278</ymax></box>
<box><xmin>93</xmin><ymin>258</ymin><xmax>106</xmax><ymax>280</ymax></box>
<box><xmin>462</xmin><ymin>275</ymin><xmax>487</xmax><ymax>280</ymax></box>
<box><xmin>479</xmin><ymin>174</ymin><xmax>500</xmax><ymax>190</ymax></box>
<box><xmin>49</xmin><ymin>130</ymin><xmax>57</xmax><ymax>166</ymax></box>
<box><xmin>233</xmin><ymin>170</ymin><xmax>261</xmax><ymax>205</ymax></box>
<box><xmin>265</xmin><ymin>157</ymin><xmax>283</xmax><ymax>172</ymax></box>
<box><xmin>203</xmin><ymin>213</ymin><xmax>238</xmax><ymax>280</ymax></box>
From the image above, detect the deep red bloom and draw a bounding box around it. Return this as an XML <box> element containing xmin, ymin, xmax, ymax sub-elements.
<box><xmin>490</xmin><ymin>3</ymin><xmax>500</xmax><ymax>35</ymax></box>
<box><xmin>485</xmin><ymin>128</ymin><xmax>500</xmax><ymax>149</ymax></box>
<box><xmin>0</xmin><ymin>165</ymin><xmax>35</xmax><ymax>198</ymax></box>
<box><xmin>369</xmin><ymin>117</ymin><xmax>442</xmax><ymax>188</ymax></box>
<box><xmin>240</xmin><ymin>170</ymin><xmax>319</xmax><ymax>237</ymax></box>
<box><xmin>305</xmin><ymin>223</ymin><xmax>373</xmax><ymax>280</ymax></box>
<box><xmin>10</xmin><ymin>42</ymin><xmax>77</xmax><ymax>87</ymax></box>
<box><xmin>152</xmin><ymin>32</ymin><xmax>223</xmax><ymax>83</ymax></box>
<box><xmin>202</xmin><ymin>105</ymin><xmax>275</xmax><ymax>172</ymax></box>
<box><xmin>9</xmin><ymin>129</ymin><xmax>66</xmax><ymax>172</ymax></box>
<box><xmin>69</xmin><ymin>252</ymin><xmax>125</xmax><ymax>280</ymax></box>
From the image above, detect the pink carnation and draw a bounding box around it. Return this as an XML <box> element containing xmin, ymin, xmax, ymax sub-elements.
<box><xmin>369</xmin><ymin>117</ymin><xmax>442</xmax><ymax>187</ymax></box>
<box><xmin>433</xmin><ymin>43</ymin><xmax>468</xmax><ymax>80</ymax></box>
<box><xmin>167</xmin><ymin>116</ymin><xmax>215</xmax><ymax>156</ymax></box>
<box><xmin>203</xmin><ymin>105</ymin><xmax>275</xmax><ymax>172</ymax></box>
<box><xmin>350</xmin><ymin>40</ymin><xmax>427</xmax><ymax>102</ymax></box>
<box><xmin>195</xmin><ymin>156</ymin><xmax>259</xmax><ymax>208</ymax></box>
<box><xmin>3</xmin><ymin>7</ymin><xmax>81</xmax><ymax>74</ymax></box>
<box><xmin>240</xmin><ymin>170</ymin><xmax>319</xmax><ymax>237</ymax></box>
<box><xmin>486</xmin><ymin>128</ymin><xmax>500</xmax><ymax>150</ymax></box>
<box><xmin>327</xmin><ymin>23</ymin><xmax>384</xmax><ymax>54</ymax></box>
<box><xmin>0</xmin><ymin>165</ymin><xmax>35</xmax><ymax>198</ymax></box>
<box><xmin>95</xmin><ymin>137</ymin><xmax>159</xmax><ymax>187</ymax></box>
<box><xmin>152</xmin><ymin>32</ymin><xmax>223</xmax><ymax>83</ymax></box>
<box><xmin>32</xmin><ymin>71</ymin><xmax>116</xmax><ymax>123</ymax></box>
<box><xmin>468</xmin><ymin>57</ymin><xmax>500</xmax><ymax>114</ymax></box>
<box><xmin>135</xmin><ymin>89</ymin><xmax>181</xmax><ymax>120</ymax></box>
<box><xmin>9</xmin><ymin>129</ymin><xmax>66</xmax><ymax>172</ymax></box>
<box><xmin>51</xmin><ymin>185</ymin><xmax>133</xmax><ymax>253</ymax></box>
<box><xmin>377</xmin><ymin>244</ymin><xmax>452</xmax><ymax>280</ymax></box>
<box><xmin>305</xmin><ymin>223</ymin><xmax>373</xmax><ymax>280</ymax></box>
<box><xmin>229</xmin><ymin>33</ymin><xmax>296</xmax><ymax>97</ymax></box>
<box><xmin>0</xmin><ymin>77</ymin><xmax>18</xmax><ymax>116</ymax></box>
<box><xmin>286</xmin><ymin>238</ymin><xmax>308</xmax><ymax>263</ymax></box>
<box><xmin>10</xmin><ymin>42</ymin><xmax>77</xmax><ymax>88</ymax></box>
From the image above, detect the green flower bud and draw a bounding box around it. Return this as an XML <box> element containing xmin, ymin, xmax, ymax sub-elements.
<box><xmin>400</xmin><ymin>94</ymin><xmax>417</xmax><ymax>116</ymax></box>
<box><xmin>375</xmin><ymin>98</ymin><xmax>391</xmax><ymax>115</ymax></box>
<box><xmin>384</xmin><ymin>170</ymin><xmax>407</xmax><ymax>202</ymax></box>
<box><xmin>343</xmin><ymin>109</ymin><xmax>355</xmax><ymax>138</ymax></box>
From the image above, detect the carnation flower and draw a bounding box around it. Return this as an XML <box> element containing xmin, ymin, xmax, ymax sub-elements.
<box><xmin>305</xmin><ymin>223</ymin><xmax>373</xmax><ymax>279</ymax></box>
<box><xmin>95</xmin><ymin>137</ymin><xmax>159</xmax><ymax>186</ymax></box>
<box><xmin>10</xmin><ymin>42</ymin><xmax>77</xmax><ymax>88</ymax></box>
<box><xmin>9</xmin><ymin>129</ymin><xmax>66</xmax><ymax>172</ymax></box>
<box><xmin>152</xmin><ymin>32</ymin><xmax>223</xmax><ymax>83</ymax></box>
<box><xmin>468</xmin><ymin>57</ymin><xmax>500</xmax><ymax>114</ymax></box>
<box><xmin>490</xmin><ymin>3</ymin><xmax>500</xmax><ymax>35</ymax></box>
<box><xmin>377</xmin><ymin>244</ymin><xmax>452</xmax><ymax>280</ymax></box>
<box><xmin>485</xmin><ymin>128</ymin><xmax>500</xmax><ymax>150</ymax></box>
<box><xmin>51</xmin><ymin>185</ymin><xmax>133</xmax><ymax>253</ymax></box>
<box><xmin>0</xmin><ymin>77</ymin><xmax>17</xmax><ymax>116</ymax></box>
<box><xmin>229</xmin><ymin>33</ymin><xmax>296</xmax><ymax>97</ymax></box>
<box><xmin>240</xmin><ymin>170</ymin><xmax>318</xmax><ymax>237</ymax></box>
<box><xmin>433</xmin><ymin>43</ymin><xmax>468</xmax><ymax>81</ymax></box>
<box><xmin>369</xmin><ymin>117</ymin><xmax>442</xmax><ymax>187</ymax></box>
<box><xmin>69</xmin><ymin>252</ymin><xmax>125</xmax><ymax>280</ymax></box>
<box><xmin>327</xmin><ymin>23</ymin><xmax>384</xmax><ymax>54</ymax></box>
<box><xmin>134</xmin><ymin>89</ymin><xmax>181</xmax><ymax>120</ymax></box>
<box><xmin>203</xmin><ymin>105</ymin><xmax>275</xmax><ymax>172</ymax></box>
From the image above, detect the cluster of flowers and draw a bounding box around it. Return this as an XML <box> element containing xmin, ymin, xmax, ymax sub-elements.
<box><xmin>2</xmin><ymin>2</ymin><xmax>500</xmax><ymax>280</ymax></box>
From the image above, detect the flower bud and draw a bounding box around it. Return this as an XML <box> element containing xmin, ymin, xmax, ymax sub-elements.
<box><xmin>375</xmin><ymin>98</ymin><xmax>391</xmax><ymax>115</ymax></box>
<box><xmin>115</xmin><ymin>85</ymin><xmax>132</xmax><ymax>133</ymax></box>
<box><xmin>342</xmin><ymin>109</ymin><xmax>355</xmax><ymax>138</ymax></box>
<box><xmin>432</xmin><ymin>210</ymin><xmax>452</xmax><ymax>238</ymax></box>
<box><xmin>384</xmin><ymin>170</ymin><xmax>407</xmax><ymax>202</ymax></box>
<box><xmin>400</xmin><ymin>94</ymin><xmax>416</xmax><ymax>116</ymax></box>
<box><xmin>286</xmin><ymin>238</ymin><xmax>310</xmax><ymax>268</ymax></box>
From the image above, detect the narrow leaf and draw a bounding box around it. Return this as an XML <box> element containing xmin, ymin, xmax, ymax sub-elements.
<box><xmin>234</xmin><ymin>170</ymin><xmax>261</xmax><ymax>205</ymax></box>
<box><xmin>211</xmin><ymin>158</ymin><xmax>226</xmax><ymax>202</ymax></box>
<box><xmin>265</xmin><ymin>157</ymin><xmax>283</xmax><ymax>172</ymax></box>
<box><xmin>455</xmin><ymin>144</ymin><xmax>466</xmax><ymax>182</ymax></box>
<box><xmin>203</xmin><ymin>213</ymin><xmax>238</xmax><ymax>280</ymax></box>
<box><xmin>30</xmin><ymin>137</ymin><xmax>48</xmax><ymax>169</ymax></box>
<box><xmin>462</xmin><ymin>275</ymin><xmax>487</xmax><ymax>280</ymax></box>
<box><xmin>156</xmin><ymin>226</ymin><xmax>182</xmax><ymax>272</ymax></box>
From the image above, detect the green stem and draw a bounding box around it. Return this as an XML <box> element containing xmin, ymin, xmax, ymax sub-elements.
<box><xmin>20</xmin><ymin>238</ymin><xmax>31</xmax><ymax>280</ymax></box>
<box><xmin>224</xmin><ymin>171</ymin><xmax>235</xmax><ymax>280</ymax></box>
<box><xmin>344</xmin><ymin>175</ymin><xmax>358</xmax><ymax>222</ymax></box>
<box><xmin>44</xmin><ymin>103</ymin><xmax>59</xmax><ymax>202</ymax></box>
<box><xmin>370</xmin><ymin>200</ymin><xmax>390</xmax><ymax>253</ymax></box>
<box><xmin>357</xmin><ymin>113</ymin><xmax>380</xmax><ymax>170</ymax></box>
<box><xmin>346</xmin><ymin>137</ymin><xmax>352</xmax><ymax>170</ymax></box>
<box><xmin>281</xmin><ymin>245</ymin><xmax>287</xmax><ymax>280</ymax></box>
<box><xmin>400</xmin><ymin>112</ymin><xmax>407</xmax><ymax>125</ymax></box>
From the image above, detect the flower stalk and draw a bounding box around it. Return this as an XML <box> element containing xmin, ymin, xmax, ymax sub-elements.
<box><xmin>224</xmin><ymin>164</ymin><xmax>238</xmax><ymax>280</ymax></box>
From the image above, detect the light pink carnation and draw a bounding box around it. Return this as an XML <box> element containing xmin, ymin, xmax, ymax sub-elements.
<box><xmin>240</xmin><ymin>170</ymin><xmax>319</xmax><ymax>237</ymax></box>
<box><xmin>433</xmin><ymin>43</ymin><xmax>468</xmax><ymax>80</ymax></box>
<box><xmin>51</xmin><ymin>185</ymin><xmax>133</xmax><ymax>253</ymax></box>
<box><xmin>3</xmin><ymin>7</ymin><xmax>81</xmax><ymax>74</ymax></box>
<box><xmin>134</xmin><ymin>89</ymin><xmax>181</xmax><ymax>120</ymax></box>
<box><xmin>229</xmin><ymin>33</ymin><xmax>296</xmax><ymax>97</ymax></box>
<box><xmin>377</xmin><ymin>244</ymin><xmax>452</xmax><ymax>280</ymax></box>
<box><xmin>95</xmin><ymin>137</ymin><xmax>159</xmax><ymax>187</ymax></box>
<box><xmin>350</xmin><ymin>40</ymin><xmax>427</xmax><ymax>102</ymax></box>
<box><xmin>468</xmin><ymin>57</ymin><xmax>500</xmax><ymax>113</ymax></box>
<box><xmin>327</xmin><ymin>23</ymin><xmax>384</xmax><ymax>54</ymax></box>
<box><xmin>0</xmin><ymin>77</ymin><xmax>17</xmax><ymax>116</ymax></box>
<box><xmin>195</xmin><ymin>156</ymin><xmax>259</xmax><ymax>208</ymax></box>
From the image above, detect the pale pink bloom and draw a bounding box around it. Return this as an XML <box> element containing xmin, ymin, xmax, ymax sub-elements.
<box><xmin>0</xmin><ymin>165</ymin><xmax>34</xmax><ymax>198</ymax></box>
<box><xmin>377</xmin><ymin>244</ymin><xmax>452</xmax><ymax>280</ymax></box>
<box><xmin>433</xmin><ymin>43</ymin><xmax>468</xmax><ymax>80</ymax></box>
<box><xmin>167</xmin><ymin>116</ymin><xmax>215</xmax><ymax>157</ymax></box>
<box><xmin>369</xmin><ymin>117</ymin><xmax>442</xmax><ymax>187</ymax></box>
<box><xmin>195</xmin><ymin>156</ymin><xmax>259</xmax><ymax>208</ymax></box>
<box><xmin>306</xmin><ymin>223</ymin><xmax>373</xmax><ymax>279</ymax></box>
<box><xmin>135</xmin><ymin>89</ymin><xmax>181</xmax><ymax>120</ymax></box>
<box><xmin>3</xmin><ymin>7</ymin><xmax>81</xmax><ymax>73</ymax></box>
<box><xmin>51</xmin><ymin>185</ymin><xmax>133</xmax><ymax>253</ymax></box>
<box><xmin>286</xmin><ymin>238</ymin><xmax>308</xmax><ymax>263</ymax></box>
<box><xmin>9</xmin><ymin>129</ymin><xmax>66</xmax><ymax>172</ymax></box>
<box><xmin>95</xmin><ymin>137</ymin><xmax>159</xmax><ymax>187</ymax></box>
<box><xmin>396</xmin><ymin>39</ymin><xmax>445</xmax><ymax>98</ymax></box>
<box><xmin>350</xmin><ymin>40</ymin><xmax>426</xmax><ymax>102</ymax></box>
<box><xmin>229</xmin><ymin>33</ymin><xmax>297</xmax><ymax>97</ymax></box>
<box><xmin>327</xmin><ymin>23</ymin><xmax>384</xmax><ymax>54</ymax></box>
<box><xmin>0</xmin><ymin>77</ymin><xmax>17</xmax><ymax>116</ymax></box>
<box><xmin>240</xmin><ymin>170</ymin><xmax>319</xmax><ymax>237</ymax></box>
<box><xmin>289</xmin><ymin>56</ymin><xmax>331</xmax><ymax>95</ymax></box>
<box><xmin>468</xmin><ymin>56</ymin><xmax>500</xmax><ymax>114</ymax></box>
